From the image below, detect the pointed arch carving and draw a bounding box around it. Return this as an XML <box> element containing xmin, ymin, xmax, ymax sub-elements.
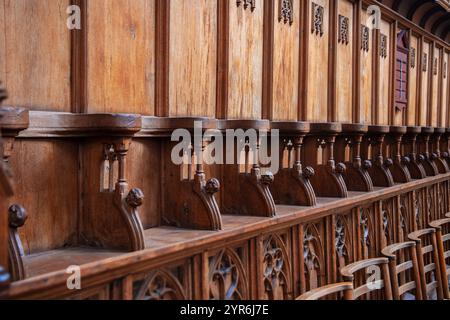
<box><xmin>135</xmin><ymin>270</ymin><xmax>187</xmax><ymax>300</ymax></box>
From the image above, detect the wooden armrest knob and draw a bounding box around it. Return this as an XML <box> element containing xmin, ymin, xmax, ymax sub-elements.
<box><xmin>335</xmin><ymin>162</ymin><xmax>347</xmax><ymax>174</ymax></box>
<box><xmin>384</xmin><ymin>158</ymin><xmax>394</xmax><ymax>168</ymax></box>
<box><xmin>401</xmin><ymin>156</ymin><xmax>411</xmax><ymax>165</ymax></box>
<box><xmin>205</xmin><ymin>178</ymin><xmax>220</xmax><ymax>195</ymax></box>
<box><xmin>303</xmin><ymin>166</ymin><xmax>315</xmax><ymax>179</ymax></box>
<box><xmin>260</xmin><ymin>172</ymin><xmax>275</xmax><ymax>186</ymax></box>
<box><xmin>9</xmin><ymin>204</ymin><xmax>27</xmax><ymax>228</ymax></box>
<box><xmin>363</xmin><ymin>160</ymin><xmax>372</xmax><ymax>170</ymax></box>
<box><xmin>126</xmin><ymin>188</ymin><xmax>144</xmax><ymax>208</ymax></box>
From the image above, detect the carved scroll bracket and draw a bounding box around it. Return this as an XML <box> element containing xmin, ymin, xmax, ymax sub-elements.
<box><xmin>8</xmin><ymin>204</ymin><xmax>27</xmax><ymax>282</ymax></box>
<box><xmin>404</xmin><ymin>128</ymin><xmax>427</xmax><ymax>179</ymax></box>
<box><xmin>418</xmin><ymin>129</ymin><xmax>439</xmax><ymax>177</ymax></box>
<box><xmin>385</xmin><ymin>128</ymin><xmax>412</xmax><ymax>183</ymax></box>
<box><xmin>431</xmin><ymin>129</ymin><xmax>449</xmax><ymax>174</ymax></box>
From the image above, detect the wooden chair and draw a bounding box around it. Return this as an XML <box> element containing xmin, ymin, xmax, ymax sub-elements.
<box><xmin>296</xmin><ymin>282</ymin><xmax>354</xmax><ymax>300</ymax></box>
<box><xmin>340</xmin><ymin>257</ymin><xmax>393</xmax><ymax>300</ymax></box>
<box><xmin>429</xmin><ymin>218</ymin><xmax>450</xmax><ymax>299</ymax></box>
<box><xmin>408</xmin><ymin>229</ymin><xmax>444</xmax><ymax>299</ymax></box>
<box><xmin>381</xmin><ymin>241</ymin><xmax>423</xmax><ymax>300</ymax></box>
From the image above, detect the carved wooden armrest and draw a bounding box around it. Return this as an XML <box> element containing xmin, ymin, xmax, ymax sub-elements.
<box><xmin>431</xmin><ymin>128</ymin><xmax>450</xmax><ymax>174</ymax></box>
<box><xmin>8</xmin><ymin>204</ymin><xmax>27</xmax><ymax>281</ymax></box>
<box><xmin>403</xmin><ymin>126</ymin><xmax>427</xmax><ymax>179</ymax></box>
<box><xmin>408</xmin><ymin>228</ymin><xmax>436</xmax><ymax>243</ymax></box>
<box><xmin>385</xmin><ymin>126</ymin><xmax>412</xmax><ymax>183</ymax></box>
<box><xmin>296</xmin><ymin>282</ymin><xmax>354</xmax><ymax>300</ymax></box>
<box><xmin>341</xmin><ymin>257</ymin><xmax>389</xmax><ymax>281</ymax></box>
<box><xmin>364</xmin><ymin>126</ymin><xmax>394</xmax><ymax>187</ymax></box>
<box><xmin>418</xmin><ymin>127</ymin><xmax>439</xmax><ymax>176</ymax></box>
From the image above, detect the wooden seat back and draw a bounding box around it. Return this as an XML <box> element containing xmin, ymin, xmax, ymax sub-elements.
<box><xmin>381</xmin><ymin>241</ymin><xmax>423</xmax><ymax>300</ymax></box>
<box><xmin>429</xmin><ymin>218</ymin><xmax>450</xmax><ymax>299</ymax></box>
<box><xmin>296</xmin><ymin>282</ymin><xmax>354</xmax><ymax>300</ymax></box>
<box><xmin>340</xmin><ymin>257</ymin><xmax>393</xmax><ymax>300</ymax></box>
<box><xmin>408</xmin><ymin>229</ymin><xmax>444</xmax><ymax>299</ymax></box>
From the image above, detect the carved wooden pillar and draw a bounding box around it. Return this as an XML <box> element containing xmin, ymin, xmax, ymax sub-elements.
<box><xmin>335</xmin><ymin>124</ymin><xmax>373</xmax><ymax>192</ymax></box>
<box><xmin>431</xmin><ymin>128</ymin><xmax>449</xmax><ymax>174</ymax></box>
<box><xmin>362</xmin><ymin>126</ymin><xmax>394</xmax><ymax>187</ymax></box>
<box><xmin>269</xmin><ymin>122</ymin><xmax>316</xmax><ymax>206</ymax></box>
<box><xmin>403</xmin><ymin>126</ymin><xmax>427</xmax><ymax>179</ymax></box>
<box><xmin>303</xmin><ymin>123</ymin><xmax>348</xmax><ymax>198</ymax></box>
<box><xmin>418</xmin><ymin>127</ymin><xmax>439</xmax><ymax>176</ymax></box>
<box><xmin>219</xmin><ymin>120</ymin><xmax>276</xmax><ymax>217</ymax></box>
<box><xmin>384</xmin><ymin>126</ymin><xmax>412</xmax><ymax>183</ymax></box>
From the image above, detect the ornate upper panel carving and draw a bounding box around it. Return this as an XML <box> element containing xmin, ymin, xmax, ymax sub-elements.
<box><xmin>237</xmin><ymin>0</ymin><xmax>256</xmax><ymax>11</ymax></box>
<box><xmin>279</xmin><ymin>0</ymin><xmax>294</xmax><ymax>25</ymax></box>
<box><xmin>338</xmin><ymin>15</ymin><xmax>349</xmax><ymax>45</ymax></box>
<box><xmin>361</xmin><ymin>25</ymin><xmax>370</xmax><ymax>52</ymax></box>
<box><xmin>311</xmin><ymin>3</ymin><xmax>324</xmax><ymax>37</ymax></box>
<box><xmin>422</xmin><ymin>53</ymin><xmax>428</xmax><ymax>72</ymax></box>
<box><xmin>410</xmin><ymin>47</ymin><xmax>416</xmax><ymax>68</ymax></box>
<box><xmin>380</xmin><ymin>34</ymin><xmax>388</xmax><ymax>58</ymax></box>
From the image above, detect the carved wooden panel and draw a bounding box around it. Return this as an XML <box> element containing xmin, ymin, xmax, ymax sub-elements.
<box><xmin>133</xmin><ymin>262</ymin><xmax>190</xmax><ymax>300</ymax></box>
<box><xmin>381</xmin><ymin>198</ymin><xmax>396</xmax><ymax>247</ymax></box>
<box><xmin>360</xmin><ymin>13</ymin><xmax>373</xmax><ymax>124</ymax></box>
<box><xmin>408</xmin><ymin>35</ymin><xmax>419</xmax><ymax>126</ymax></box>
<box><xmin>415</xmin><ymin>188</ymin><xmax>427</xmax><ymax>229</ymax></box>
<box><xmin>377</xmin><ymin>20</ymin><xmax>391</xmax><ymax>125</ymax></box>
<box><xmin>271</xmin><ymin>0</ymin><xmax>300</xmax><ymax>121</ymax></box>
<box><xmin>260</xmin><ymin>232</ymin><xmax>292</xmax><ymax>300</ymax></box>
<box><xmin>168</xmin><ymin>0</ymin><xmax>217</xmax><ymax>117</ymax></box>
<box><xmin>361</xmin><ymin>25</ymin><xmax>370</xmax><ymax>52</ymax></box>
<box><xmin>0</xmin><ymin>0</ymin><xmax>71</xmax><ymax>111</ymax></box>
<box><xmin>423</xmin><ymin>53</ymin><xmax>428</xmax><ymax>72</ymax></box>
<box><xmin>380</xmin><ymin>34</ymin><xmax>388</xmax><ymax>59</ymax></box>
<box><xmin>87</xmin><ymin>0</ymin><xmax>155</xmax><ymax>115</ymax></box>
<box><xmin>302</xmin><ymin>222</ymin><xmax>326</xmax><ymax>292</ymax></box>
<box><xmin>358</xmin><ymin>205</ymin><xmax>377</xmax><ymax>260</ymax></box>
<box><xmin>305</xmin><ymin>0</ymin><xmax>329</xmax><ymax>121</ymax></box>
<box><xmin>399</xmin><ymin>193</ymin><xmax>415</xmax><ymax>241</ymax></box>
<box><xmin>227</xmin><ymin>0</ymin><xmax>264</xmax><ymax>119</ymax></box>
<box><xmin>335</xmin><ymin>212</ymin><xmax>355</xmax><ymax>281</ymax></box>
<box><xmin>335</xmin><ymin>0</ymin><xmax>354</xmax><ymax>123</ymax></box>
<box><xmin>208</xmin><ymin>246</ymin><xmax>249</xmax><ymax>300</ymax></box>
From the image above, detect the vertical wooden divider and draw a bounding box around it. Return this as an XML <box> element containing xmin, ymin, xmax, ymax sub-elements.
<box><xmin>262</xmin><ymin>0</ymin><xmax>274</xmax><ymax>120</ymax></box>
<box><xmin>353</xmin><ymin>0</ymin><xmax>362</xmax><ymax>124</ymax></box>
<box><xmin>329</xmin><ymin>0</ymin><xmax>337</xmax><ymax>122</ymax></box>
<box><xmin>216</xmin><ymin>0</ymin><xmax>229</xmax><ymax>120</ymax></box>
<box><xmin>155</xmin><ymin>0</ymin><xmax>170</xmax><ymax>117</ymax></box>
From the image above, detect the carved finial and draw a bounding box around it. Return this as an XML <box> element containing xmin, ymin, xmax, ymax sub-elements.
<box><xmin>335</xmin><ymin>163</ymin><xmax>347</xmax><ymax>174</ymax></box>
<box><xmin>205</xmin><ymin>178</ymin><xmax>220</xmax><ymax>195</ymax></box>
<box><xmin>303</xmin><ymin>166</ymin><xmax>315</xmax><ymax>179</ymax></box>
<box><xmin>126</xmin><ymin>188</ymin><xmax>144</xmax><ymax>208</ymax></box>
<box><xmin>260</xmin><ymin>172</ymin><xmax>275</xmax><ymax>186</ymax></box>
<box><xmin>9</xmin><ymin>205</ymin><xmax>27</xmax><ymax>229</ymax></box>
<box><xmin>401</xmin><ymin>156</ymin><xmax>411</xmax><ymax>165</ymax></box>
<box><xmin>363</xmin><ymin>160</ymin><xmax>372</xmax><ymax>170</ymax></box>
<box><xmin>384</xmin><ymin>158</ymin><xmax>394</xmax><ymax>168</ymax></box>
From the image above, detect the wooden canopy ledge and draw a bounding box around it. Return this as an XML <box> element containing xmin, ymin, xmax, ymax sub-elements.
<box><xmin>341</xmin><ymin>123</ymin><xmax>368</xmax><ymax>134</ymax></box>
<box><xmin>0</xmin><ymin>107</ymin><xmax>29</xmax><ymax>136</ymax></box>
<box><xmin>406</xmin><ymin>126</ymin><xmax>422</xmax><ymax>134</ymax></box>
<box><xmin>217</xmin><ymin>119</ymin><xmax>270</xmax><ymax>131</ymax></box>
<box><xmin>139</xmin><ymin>116</ymin><xmax>218</xmax><ymax>137</ymax></box>
<box><xmin>309</xmin><ymin>122</ymin><xmax>342</xmax><ymax>134</ymax></box>
<box><xmin>19</xmin><ymin>112</ymin><xmax>142</xmax><ymax>138</ymax></box>
<box><xmin>421</xmin><ymin>127</ymin><xmax>435</xmax><ymax>134</ymax></box>
<box><xmin>434</xmin><ymin>127</ymin><xmax>446</xmax><ymax>134</ymax></box>
<box><xmin>368</xmin><ymin>125</ymin><xmax>390</xmax><ymax>134</ymax></box>
<box><xmin>270</xmin><ymin>121</ymin><xmax>310</xmax><ymax>134</ymax></box>
<box><xmin>389</xmin><ymin>126</ymin><xmax>407</xmax><ymax>135</ymax></box>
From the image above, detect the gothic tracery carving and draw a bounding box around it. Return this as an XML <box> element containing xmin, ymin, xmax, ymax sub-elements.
<box><xmin>237</xmin><ymin>0</ymin><xmax>256</xmax><ymax>11</ymax></box>
<box><xmin>380</xmin><ymin>34</ymin><xmax>388</xmax><ymax>58</ymax></box>
<box><xmin>361</xmin><ymin>25</ymin><xmax>370</xmax><ymax>52</ymax></box>
<box><xmin>338</xmin><ymin>15</ymin><xmax>349</xmax><ymax>45</ymax></box>
<box><xmin>311</xmin><ymin>3</ymin><xmax>324</xmax><ymax>36</ymax></box>
<box><xmin>303</xmin><ymin>224</ymin><xmax>324</xmax><ymax>290</ymax></box>
<box><xmin>410</xmin><ymin>47</ymin><xmax>416</xmax><ymax>68</ymax></box>
<box><xmin>263</xmin><ymin>234</ymin><xmax>291</xmax><ymax>300</ymax></box>
<box><xmin>135</xmin><ymin>270</ymin><xmax>186</xmax><ymax>300</ymax></box>
<box><xmin>422</xmin><ymin>53</ymin><xmax>428</xmax><ymax>72</ymax></box>
<box><xmin>209</xmin><ymin>249</ymin><xmax>248</xmax><ymax>300</ymax></box>
<box><xmin>279</xmin><ymin>0</ymin><xmax>294</xmax><ymax>25</ymax></box>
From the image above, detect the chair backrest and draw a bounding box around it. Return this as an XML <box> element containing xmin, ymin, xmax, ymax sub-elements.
<box><xmin>408</xmin><ymin>229</ymin><xmax>444</xmax><ymax>300</ymax></box>
<box><xmin>381</xmin><ymin>241</ymin><xmax>422</xmax><ymax>300</ymax></box>
<box><xmin>340</xmin><ymin>257</ymin><xmax>393</xmax><ymax>300</ymax></box>
<box><xmin>429</xmin><ymin>218</ymin><xmax>450</xmax><ymax>299</ymax></box>
<box><xmin>296</xmin><ymin>282</ymin><xmax>354</xmax><ymax>300</ymax></box>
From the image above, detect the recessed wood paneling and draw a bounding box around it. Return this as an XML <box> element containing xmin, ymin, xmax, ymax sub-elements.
<box><xmin>443</xmin><ymin>52</ymin><xmax>449</xmax><ymax>127</ymax></box>
<box><xmin>168</xmin><ymin>0</ymin><xmax>217</xmax><ymax>117</ymax></box>
<box><xmin>430</xmin><ymin>46</ymin><xmax>440</xmax><ymax>127</ymax></box>
<box><xmin>408</xmin><ymin>35</ymin><xmax>419</xmax><ymax>126</ymax></box>
<box><xmin>377</xmin><ymin>19</ymin><xmax>391</xmax><ymax>125</ymax></box>
<box><xmin>0</xmin><ymin>0</ymin><xmax>71</xmax><ymax>111</ymax></box>
<box><xmin>305</xmin><ymin>0</ymin><xmax>330</xmax><ymax>122</ymax></box>
<box><xmin>420</xmin><ymin>41</ymin><xmax>431</xmax><ymax>126</ymax></box>
<box><xmin>360</xmin><ymin>10</ymin><xmax>373</xmax><ymax>124</ymax></box>
<box><xmin>86</xmin><ymin>0</ymin><xmax>155</xmax><ymax>115</ymax></box>
<box><xmin>335</xmin><ymin>0</ymin><xmax>354</xmax><ymax>123</ymax></box>
<box><xmin>270</xmin><ymin>0</ymin><xmax>300</xmax><ymax>121</ymax></box>
<box><xmin>9</xmin><ymin>140</ymin><xmax>79</xmax><ymax>254</ymax></box>
<box><xmin>227</xmin><ymin>0</ymin><xmax>264</xmax><ymax>119</ymax></box>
